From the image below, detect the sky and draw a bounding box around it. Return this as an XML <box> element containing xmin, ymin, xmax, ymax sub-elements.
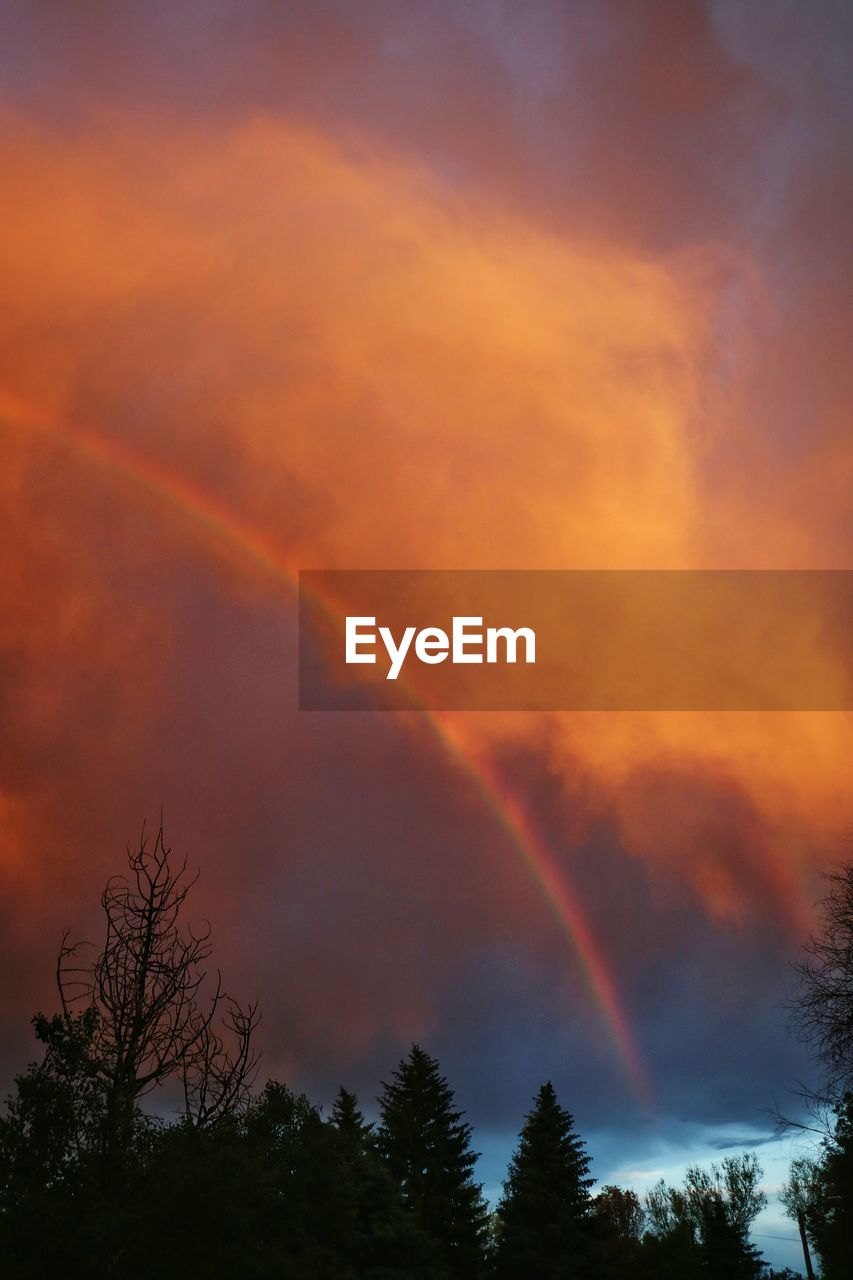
<box><xmin>0</xmin><ymin>1</ymin><xmax>851</xmax><ymax>1270</ymax></box>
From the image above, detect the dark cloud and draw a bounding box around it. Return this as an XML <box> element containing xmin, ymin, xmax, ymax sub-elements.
<box><xmin>709</xmin><ymin>1134</ymin><xmax>779</xmax><ymax>1151</ymax></box>
<box><xmin>1</xmin><ymin>1</ymin><xmax>845</xmax><ymax>253</ymax></box>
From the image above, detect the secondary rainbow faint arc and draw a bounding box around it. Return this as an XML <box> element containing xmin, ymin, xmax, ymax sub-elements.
<box><xmin>1</xmin><ymin>392</ymin><xmax>653</xmax><ymax>1107</ymax></box>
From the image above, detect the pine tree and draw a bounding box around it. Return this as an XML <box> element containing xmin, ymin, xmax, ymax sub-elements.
<box><xmin>376</xmin><ymin>1045</ymin><xmax>490</xmax><ymax>1279</ymax></box>
<box><xmin>330</xmin><ymin>1086</ymin><xmax>374</xmax><ymax>1152</ymax></box>
<box><xmin>327</xmin><ymin>1084</ymin><xmax>432</xmax><ymax>1278</ymax></box>
<box><xmin>496</xmin><ymin>1081</ymin><xmax>595</xmax><ymax>1280</ymax></box>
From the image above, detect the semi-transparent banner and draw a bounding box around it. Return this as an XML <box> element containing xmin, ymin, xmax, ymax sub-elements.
<box><xmin>299</xmin><ymin>570</ymin><xmax>852</xmax><ymax>711</ymax></box>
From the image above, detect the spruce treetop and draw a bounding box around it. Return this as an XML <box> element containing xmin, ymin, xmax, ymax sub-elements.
<box><xmin>377</xmin><ymin>1044</ymin><xmax>490</xmax><ymax>1278</ymax></box>
<box><xmin>330</xmin><ymin>1086</ymin><xmax>373</xmax><ymax>1150</ymax></box>
<box><xmin>496</xmin><ymin>1081</ymin><xmax>595</xmax><ymax>1278</ymax></box>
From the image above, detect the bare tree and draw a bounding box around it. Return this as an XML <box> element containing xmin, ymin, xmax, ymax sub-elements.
<box><xmin>57</xmin><ymin>822</ymin><xmax>259</xmax><ymax>1155</ymax></box>
<box><xmin>180</xmin><ymin>989</ymin><xmax>260</xmax><ymax>1127</ymax></box>
<box><xmin>790</xmin><ymin>863</ymin><xmax>853</xmax><ymax>1101</ymax></box>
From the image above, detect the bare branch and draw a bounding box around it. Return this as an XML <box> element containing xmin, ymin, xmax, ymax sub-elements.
<box><xmin>788</xmin><ymin>863</ymin><xmax>853</xmax><ymax>1101</ymax></box>
<box><xmin>55</xmin><ymin>821</ymin><xmax>260</xmax><ymax>1152</ymax></box>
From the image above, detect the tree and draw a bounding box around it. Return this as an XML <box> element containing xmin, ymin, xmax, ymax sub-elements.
<box><xmin>376</xmin><ymin>1045</ymin><xmax>490</xmax><ymax>1278</ymax></box>
<box><xmin>594</xmin><ymin>1185</ymin><xmax>645</xmax><ymax>1244</ymax></box>
<box><xmin>330</xmin><ymin>1086</ymin><xmax>374</xmax><ymax>1152</ymax></box>
<box><xmin>783</xmin><ymin>862</ymin><xmax>853</xmax><ymax>1277</ymax></box>
<box><xmin>780</xmin><ymin>1155</ymin><xmax>822</xmax><ymax>1279</ymax></box>
<box><xmin>0</xmin><ymin>1008</ymin><xmax>125</xmax><ymax>1276</ymax></box>
<box><xmin>327</xmin><ymin>1085</ymin><xmax>434</xmax><ymax>1278</ymax></box>
<box><xmin>683</xmin><ymin>1154</ymin><xmax>767</xmax><ymax>1241</ymax></box>
<box><xmin>642</xmin><ymin>1156</ymin><xmax>766</xmax><ymax>1280</ymax></box>
<box><xmin>790</xmin><ymin>863</ymin><xmax>853</xmax><ymax>1101</ymax></box>
<box><xmin>0</xmin><ymin>824</ymin><xmax>260</xmax><ymax>1277</ymax></box>
<box><xmin>56</xmin><ymin>821</ymin><xmax>259</xmax><ymax>1160</ymax></box>
<box><xmin>115</xmin><ymin>1080</ymin><xmax>353</xmax><ymax>1280</ymax></box>
<box><xmin>495</xmin><ymin>1081</ymin><xmax>595</xmax><ymax>1279</ymax></box>
<box><xmin>785</xmin><ymin>1097</ymin><xmax>853</xmax><ymax>1280</ymax></box>
<box><xmin>815</xmin><ymin>1094</ymin><xmax>853</xmax><ymax>1279</ymax></box>
<box><xmin>638</xmin><ymin>1178</ymin><xmax>702</xmax><ymax>1280</ymax></box>
<box><xmin>592</xmin><ymin>1185</ymin><xmax>645</xmax><ymax>1277</ymax></box>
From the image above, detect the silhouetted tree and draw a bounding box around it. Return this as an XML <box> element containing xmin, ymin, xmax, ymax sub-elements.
<box><xmin>798</xmin><ymin>1094</ymin><xmax>853</xmax><ymax>1280</ymax></box>
<box><xmin>495</xmin><ymin>1081</ymin><xmax>595</xmax><ymax>1279</ymax></box>
<box><xmin>113</xmin><ymin>1081</ymin><xmax>352</xmax><ymax>1279</ymax></box>
<box><xmin>330</xmin><ymin>1086</ymin><xmax>374</xmax><ymax>1151</ymax></box>
<box><xmin>138</xmin><ymin>1078</ymin><xmax>432</xmax><ymax>1280</ymax></box>
<box><xmin>56</xmin><ymin>822</ymin><xmax>259</xmax><ymax>1163</ymax></box>
<box><xmin>642</xmin><ymin>1156</ymin><xmax>766</xmax><ymax>1280</ymax></box>
<box><xmin>327</xmin><ymin>1084</ymin><xmax>433</xmax><ymax>1279</ymax></box>
<box><xmin>634</xmin><ymin>1222</ymin><xmax>701</xmax><ymax>1280</ymax></box>
<box><xmin>376</xmin><ymin>1045</ymin><xmax>490</xmax><ymax>1278</ymax></box>
<box><xmin>592</xmin><ymin>1185</ymin><xmax>645</xmax><ymax>1276</ymax></box>
<box><xmin>641</xmin><ymin>1175</ymin><xmax>701</xmax><ymax>1278</ymax></box>
<box><xmin>0</xmin><ymin>824</ymin><xmax>259</xmax><ymax>1277</ymax></box>
<box><xmin>0</xmin><ymin>1008</ymin><xmax>126</xmax><ymax>1276</ymax></box>
<box><xmin>594</xmin><ymin>1184</ymin><xmax>645</xmax><ymax>1242</ymax></box>
<box><xmin>790</xmin><ymin>863</ymin><xmax>853</xmax><ymax>1102</ymax></box>
<box><xmin>780</xmin><ymin>1154</ymin><xmax>821</xmax><ymax>1278</ymax></box>
<box><xmin>782</xmin><ymin>862</ymin><xmax>853</xmax><ymax>1277</ymax></box>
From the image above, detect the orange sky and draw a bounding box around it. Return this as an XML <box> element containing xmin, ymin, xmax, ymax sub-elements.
<box><xmin>1</xmin><ymin>111</ymin><xmax>849</xmax><ymax>920</ymax></box>
<box><xmin>0</xmin><ymin>6</ymin><xmax>851</xmax><ymax>1169</ymax></box>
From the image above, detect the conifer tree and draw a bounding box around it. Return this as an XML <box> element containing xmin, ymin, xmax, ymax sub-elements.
<box><xmin>330</xmin><ymin>1086</ymin><xmax>374</xmax><ymax>1152</ymax></box>
<box><xmin>328</xmin><ymin>1082</ymin><xmax>439</xmax><ymax>1278</ymax></box>
<box><xmin>496</xmin><ymin>1081</ymin><xmax>595</xmax><ymax>1279</ymax></box>
<box><xmin>376</xmin><ymin>1044</ymin><xmax>490</xmax><ymax>1278</ymax></box>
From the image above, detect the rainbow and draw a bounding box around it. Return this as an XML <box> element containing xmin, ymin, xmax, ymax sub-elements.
<box><xmin>1</xmin><ymin>391</ymin><xmax>653</xmax><ymax>1106</ymax></box>
<box><xmin>427</xmin><ymin>720</ymin><xmax>652</xmax><ymax>1104</ymax></box>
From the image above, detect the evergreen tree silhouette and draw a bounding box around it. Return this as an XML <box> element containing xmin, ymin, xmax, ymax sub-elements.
<box><xmin>327</xmin><ymin>1083</ymin><xmax>432</xmax><ymax>1278</ymax></box>
<box><xmin>330</xmin><ymin>1086</ymin><xmax>374</xmax><ymax>1152</ymax></box>
<box><xmin>376</xmin><ymin>1045</ymin><xmax>490</xmax><ymax>1278</ymax></box>
<box><xmin>496</xmin><ymin>1081</ymin><xmax>595</xmax><ymax>1279</ymax></box>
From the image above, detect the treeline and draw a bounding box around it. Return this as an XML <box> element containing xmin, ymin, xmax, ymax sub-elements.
<box><xmin>1</xmin><ymin>828</ymin><xmax>851</xmax><ymax>1278</ymax></box>
<box><xmin>0</xmin><ymin>1035</ymin><xmax>802</xmax><ymax>1279</ymax></box>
